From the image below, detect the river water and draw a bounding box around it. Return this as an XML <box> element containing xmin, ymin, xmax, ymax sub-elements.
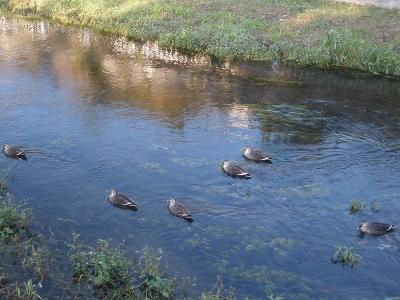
<box><xmin>1</xmin><ymin>18</ymin><xmax>400</xmax><ymax>299</ymax></box>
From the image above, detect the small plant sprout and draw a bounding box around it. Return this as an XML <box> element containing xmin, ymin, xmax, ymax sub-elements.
<box><xmin>349</xmin><ymin>199</ymin><xmax>365</xmax><ymax>215</ymax></box>
<box><xmin>331</xmin><ymin>246</ymin><xmax>361</xmax><ymax>267</ymax></box>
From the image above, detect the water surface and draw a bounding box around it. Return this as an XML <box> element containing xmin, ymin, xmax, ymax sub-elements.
<box><xmin>1</xmin><ymin>18</ymin><xmax>400</xmax><ymax>299</ymax></box>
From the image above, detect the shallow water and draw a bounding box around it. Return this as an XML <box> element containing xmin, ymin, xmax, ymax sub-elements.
<box><xmin>1</xmin><ymin>17</ymin><xmax>400</xmax><ymax>299</ymax></box>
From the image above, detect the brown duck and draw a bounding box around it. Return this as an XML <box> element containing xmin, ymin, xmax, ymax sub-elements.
<box><xmin>107</xmin><ymin>189</ymin><xmax>138</xmax><ymax>211</ymax></box>
<box><xmin>358</xmin><ymin>221</ymin><xmax>396</xmax><ymax>235</ymax></box>
<box><xmin>168</xmin><ymin>198</ymin><xmax>193</xmax><ymax>222</ymax></box>
<box><xmin>2</xmin><ymin>144</ymin><xmax>27</xmax><ymax>160</ymax></box>
<box><xmin>222</xmin><ymin>160</ymin><xmax>251</xmax><ymax>179</ymax></box>
<box><xmin>241</xmin><ymin>146</ymin><xmax>272</xmax><ymax>162</ymax></box>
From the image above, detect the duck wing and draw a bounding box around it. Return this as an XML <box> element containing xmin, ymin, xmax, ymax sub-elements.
<box><xmin>115</xmin><ymin>193</ymin><xmax>138</xmax><ymax>211</ymax></box>
<box><xmin>15</xmin><ymin>150</ymin><xmax>27</xmax><ymax>160</ymax></box>
<box><xmin>3</xmin><ymin>146</ymin><xmax>27</xmax><ymax>160</ymax></box>
<box><xmin>369</xmin><ymin>222</ymin><xmax>395</xmax><ymax>235</ymax></box>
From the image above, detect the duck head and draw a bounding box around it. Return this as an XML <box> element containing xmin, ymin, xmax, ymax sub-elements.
<box><xmin>110</xmin><ymin>189</ymin><xmax>117</xmax><ymax>198</ymax></box>
<box><xmin>168</xmin><ymin>198</ymin><xmax>176</xmax><ymax>206</ymax></box>
<box><xmin>222</xmin><ymin>160</ymin><xmax>230</xmax><ymax>168</ymax></box>
<box><xmin>358</xmin><ymin>221</ymin><xmax>368</xmax><ymax>233</ymax></box>
<box><xmin>241</xmin><ymin>146</ymin><xmax>252</xmax><ymax>153</ymax></box>
<box><xmin>3</xmin><ymin>144</ymin><xmax>10</xmax><ymax>152</ymax></box>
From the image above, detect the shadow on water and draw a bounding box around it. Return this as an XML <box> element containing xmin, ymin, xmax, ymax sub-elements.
<box><xmin>1</xmin><ymin>17</ymin><xmax>400</xmax><ymax>299</ymax></box>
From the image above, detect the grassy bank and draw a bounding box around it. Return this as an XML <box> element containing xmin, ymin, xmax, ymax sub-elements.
<box><xmin>1</xmin><ymin>0</ymin><xmax>400</xmax><ymax>76</ymax></box>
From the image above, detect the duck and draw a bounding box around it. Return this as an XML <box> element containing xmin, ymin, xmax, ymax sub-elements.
<box><xmin>168</xmin><ymin>198</ymin><xmax>193</xmax><ymax>222</ymax></box>
<box><xmin>241</xmin><ymin>146</ymin><xmax>272</xmax><ymax>162</ymax></box>
<box><xmin>358</xmin><ymin>221</ymin><xmax>396</xmax><ymax>235</ymax></box>
<box><xmin>2</xmin><ymin>144</ymin><xmax>27</xmax><ymax>160</ymax></box>
<box><xmin>222</xmin><ymin>160</ymin><xmax>251</xmax><ymax>179</ymax></box>
<box><xmin>107</xmin><ymin>189</ymin><xmax>138</xmax><ymax>211</ymax></box>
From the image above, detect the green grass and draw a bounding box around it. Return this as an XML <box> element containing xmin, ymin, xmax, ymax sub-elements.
<box><xmin>0</xmin><ymin>191</ymin><xmax>50</xmax><ymax>283</ymax></box>
<box><xmin>69</xmin><ymin>233</ymin><xmax>177</xmax><ymax>299</ymax></box>
<box><xmin>0</xmin><ymin>188</ymin><xmax>46</xmax><ymax>299</ymax></box>
<box><xmin>0</xmin><ymin>278</ymin><xmax>43</xmax><ymax>300</ymax></box>
<box><xmin>0</xmin><ymin>193</ymin><xmax>31</xmax><ymax>243</ymax></box>
<box><xmin>1</xmin><ymin>0</ymin><xmax>399</xmax><ymax>76</ymax></box>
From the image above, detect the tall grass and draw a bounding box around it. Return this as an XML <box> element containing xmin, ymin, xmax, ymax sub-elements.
<box><xmin>1</xmin><ymin>0</ymin><xmax>399</xmax><ymax>76</ymax></box>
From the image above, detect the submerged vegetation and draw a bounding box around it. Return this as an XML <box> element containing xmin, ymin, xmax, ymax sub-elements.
<box><xmin>331</xmin><ymin>246</ymin><xmax>361</xmax><ymax>267</ymax></box>
<box><xmin>349</xmin><ymin>199</ymin><xmax>383</xmax><ymax>215</ymax></box>
<box><xmin>349</xmin><ymin>199</ymin><xmax>366</xmax><ymax>215</ymax></box>
<box><xmin>0</xmin><ymin>0</ymin><xmax>399</xmax><ymax>76</ymax></box>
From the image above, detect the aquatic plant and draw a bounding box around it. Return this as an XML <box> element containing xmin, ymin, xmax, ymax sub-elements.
<box><xmin>0</xmin><ymin>277</ymin><xmax>42</xmax><ymax>300</ymax></box>
<box><xmin>349</xmin><ymin>199</ymin><xmax>366</xmax><ymax>215</ymax></box>
<box><xmin>200</xmin><ymin>276</ymin><xmax>235</xmax><ymax>300</ymax></box>
<box><xmin>69</xmin><ymin>234</ymin><xmax>133</xmax><ymax>298</ymax></box>
<box><xmin>371</xmin><ymin>201</ymin><xmax>381</xmax><ymax>213</ymax></box>
<box><xmin>231</xmin><ymin>264</ymin><xmax>319</xmax><ymax>298</ymax></box>
<box><xmin>0</xmin><ymin>193</ymin><xmax>31</xmax><ymax>242</ymax></box>
<box><xmin>136</xmin><ymin>246</ymin><xmax>175</xmax><ymax>299</ymax></box>
<box><xmin>0</xmin><ymin>190</ymin><xmax>51</xmax><ymax>284</ymax></box>
<box><xmin>21</xmin><ymin>241</ymin><xmax>51</xmax><ymax>283</ymax></box>
<box><xmin>15</xmin><ymin>279</ymin><xmax>42</xmax><ymax>300</ymax></box>
<box><xmin>69</xmin><ymin>234</ymin><xmax>176</xmax><ymax>299</ymax></box>
<box><xmin>331</xmin><ymin>246</ymin><xmax>361</xmax><ymax>267</ymax></box>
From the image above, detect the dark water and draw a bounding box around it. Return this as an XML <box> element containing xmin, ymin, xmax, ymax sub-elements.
<box><xmin>1</xmin><ymin>17</ymin><xmax>400</xmax><ymax>299</ymax></box>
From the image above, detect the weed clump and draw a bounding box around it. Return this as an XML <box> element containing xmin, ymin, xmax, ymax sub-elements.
<box><xmin>349</xmin><ymin>199</ymin><xmax>365</xmax><ymax>215</ymax></box>
<box><xmin>0</xmin><ymin>189</ymin><xmax>50</xmax><ymax>284</ymax></box>
<box><xmin>0</xmin><ymin>193</ymin><xmax>31</xmax><ymax>242</ymax></box>
<box><xmin>200</xmin><ymin>276</ymin><xmax>236</xmax><ymax>300</ymax></box>
<box><xmin>69</xmin><ymin>234</ymin><xmax>175</xmax><ymax>299</ymax></box>
<box><xmin>331</xmin><ymin>246</ymin><xmax>361</xmax><ymax>267</ymax></box>
<box><xmin>0</xmin><ymin>277</ymin><xmax>42</xmax><ymax>300</ymax></box>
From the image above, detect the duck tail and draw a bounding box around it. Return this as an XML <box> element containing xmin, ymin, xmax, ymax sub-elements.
<box><xmin>184</xmin><ymin>216</ymin><xmax>193</xmax><ymax>223</ymax></box>
<box><xmin>17</xmin><ymin>153</ymin><xmax>27</xmax><ymax>160</ymax></box>
<box><xmin>128</xmin><ymin>205</ymin><xmax>138</xmax><ymax>211</ymax></box>
<box><xmin>262</xmin><ymin>157</ymin><xmax>272</xmax><ymax>163</ymax></box>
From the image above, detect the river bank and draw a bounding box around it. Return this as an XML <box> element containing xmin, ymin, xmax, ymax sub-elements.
<box><xmin>1</xmin><ymin>0</ymin><xmax>399</xmax><ymax>76</ymax></box>
<box><xmin>0</xmin><ymin>181</ymin><xmax>239</xmax><ymax>299</ymax></box>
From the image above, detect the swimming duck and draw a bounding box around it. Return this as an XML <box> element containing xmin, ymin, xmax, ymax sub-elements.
<box><xmin>241</xmin><ymin>146</ymin><xmax>272</xmax><ymax>162</ymax></box>
<box><xmin>168</xmin><ymin>198</ymin><xmax>193</xmax><ymax>222</ymax></box>
<box><xmin>222</xmin><ymin>160</ymin><xmax>251</xmax><ymax>179</ymax></box>
<box><xmin>107</xmin><ymin>189</ymin><xmax>138</xmax><ymax>211</ymax></box>
<box><xmin>358</xmin><ymin>221</ymin><xmax>395</xmax><ymax>235</ymax></box>
<box><xmin>2</xmin><ymin>144</ymin><xmax>27</xmax><ymax>160</ymax></box>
